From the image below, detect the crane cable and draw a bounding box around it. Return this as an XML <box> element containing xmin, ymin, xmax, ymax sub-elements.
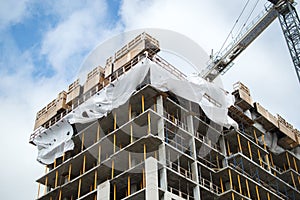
<box><xmin>236</xmin><ymin>0</ymin><xmax>261</xmax><ymax>39</ymax></box>
<box><xmin>215</xmin><ymin>0</ymin><xmax>251</xmax><ymax>59</ymax></box>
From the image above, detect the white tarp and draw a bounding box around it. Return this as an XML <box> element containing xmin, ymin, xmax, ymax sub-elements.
<box><xmin>33</xmin><ymin>58</ymin><xmax>236</xmax><ymax>164</ymax></box>
<box><xmin>150</xmin><ymin>64</ymin><xmax>235</xmax><ymax>128</ymax></box>
<box><xmin>69</xmin><ymin>59</ymin><xmax>235</xmax><ymax>128</ymax></box>
<box><xmin>33</xmin><ymin>119</ymin><xmax>74</xmax><ymax>164</ymax></box>
<box><xmin>68</xmin><ymin>60</ymin><xmax>150</xmax><ymax>124</ymax></box>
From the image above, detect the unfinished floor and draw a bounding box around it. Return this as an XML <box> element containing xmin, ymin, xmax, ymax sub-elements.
<box><xmin>33</xmin><ymin>80</ymin><xmax>300</xmax><ymax>200</ymax></box>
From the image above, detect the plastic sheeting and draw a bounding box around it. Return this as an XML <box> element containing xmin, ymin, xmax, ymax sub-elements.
<box><xmin>69</xmin><ymin>58</ymin><xmax>236</xmax><ymax>128</ymax></box>
<box><xmin>33</xmin><ymin>119</ymin><xmax>74</xmax><ymax>164</ymax></box>
<box><xmin>259</xmin><ymin>132</ymin><xmax>284</xmax><ymax>154</ymax></box>
<box><xmin>292</xmin><ymin>147</ymin><xmax>300</xmax><ymax>160</ymax></box>
<box><xmin>33</xmin><ymin>58</ymin><xmax>237</xmax><ymax>164</ymax></box>
<box><xmin>261</xmin><ymin>132</ymin><xmax>300</xmax><ymax>159</ymax></box>
<box><xmin>68</xmin><ymin>60</ymin><xmax>150</xmax><ymax>124</ymax></box>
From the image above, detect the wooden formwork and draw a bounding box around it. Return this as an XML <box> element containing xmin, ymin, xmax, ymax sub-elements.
<box><xmin>83</xmin><ymin>66</ymin><xmax>105</xmax><ymax>94</ymax></box>
<box><xmin>293</xmin><ymin>128</ymin><xmax>300</xmax><ymax>144</ymax></box>
<box><xmin>34</xmin><ymin>106</ymin><xmax>48</xmax><ymax>130</ymax></box>
<box><xmin>277</xmin><ymin>114</ymin><xmax>298</xmax><ymax>149</ymax></box>
<box><xmin>278</xmin><ymin>137</ymin><xmax>298</xmax><ymax>149</ymax></box>
<box><xmin>114</xmin><ymin>41</ymin><xmax>147</xmax><ymax>72</ymax></box>
<box><xmin>34</xmin><ymin>91</ymin><xmax>68</xmax><ymax>130</ymax></box>
<box><xmin>36</xmin><ymin>106</ymin><xmax>47</xmax><ymax>120</ymax></box>
<box><xmin>105</xmin><ymin>32</ymin><xmax>160</xmax><ymax>78</ymax></box>
<box><xmin>228</xmin><ymin>105</ymin><xmax>254</xmax><ymax>126</ymax></box>
<box><xmin>232</xmin><ymin>82</ymin><xmax>253</xmax><ymax>111</ymax></box>
<box><xmin>56</xmin><ymin>91</ymin><xmax>68</xmax><ymax>110</ymax></box>
<box><xmin>47</xmin><ymin>91</ymin><xmax>68</xmax><ymax>119</ymax></box>
<box><xmin>234</xmin><ymin>82</ymin><xmax>250</xmax><ymax>95</ymax></box>
<box><xmin>105</xmin><ymin>56</ymin><xmax>113</xmax><ymax>78</ymax></box>
<box><xmin>66</xmin><ymin>79</ymin><xmax>82</xmax><ymax>105</ymax></box>
<box><xmin>254</xmin><ymin>102</ymin><xmax>278</xmax><ymax>131</ymax></box>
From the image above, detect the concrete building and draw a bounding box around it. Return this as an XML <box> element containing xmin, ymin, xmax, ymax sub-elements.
<box><xmin>30</xmin><ymin>33</ymin><xmax>300</xmax><ymax>200</ymax></box>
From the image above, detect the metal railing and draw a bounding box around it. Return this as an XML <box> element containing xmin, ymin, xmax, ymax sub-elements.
<box><xmin>167</xmin><ymin>185</ymin><xmax>194</xmax><ymax>200</ymax></box>
<box><xmin>199</xmin><ymin>177</ymin><xmax>222</xmax><ymax>195</ymax></box>
<box><xmin>168</xmin><ymin>161</ymin><xmax>193</xmax><ymax>180</ymax></box>
<box><xmin>163</xmin><ymin>111</ymin><xmax>188</xmax><ymax>131</ymax></box>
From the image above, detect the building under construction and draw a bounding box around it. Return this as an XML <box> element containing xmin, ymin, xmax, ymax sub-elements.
<box><xmin>30</xmin><ymin>32</ymin><xmax>300</xmax><ymax>200</ymax></box>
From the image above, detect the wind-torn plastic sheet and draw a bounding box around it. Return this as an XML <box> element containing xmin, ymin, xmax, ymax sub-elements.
<box><xmin>257</xmin><ymin>126</ymin><xmax>300</xmax><ymax>156</ymax></box>
<box><xmin>259</xmin><ymin>132</ymin><xmax>284</xmax><ymax>154</ymax></box>
<box><xmin>292</xmin><ymin>147</ymin><xmax>300</xmax><ymax>160</ymax></box>
<box><xmin>33</xmin><ymin>58</ymin><xmax>237</xmax><ymax>164</ymax></box>
<box><xmin>151</xmin><ymin>63</ymin><xmax>235</xmax><ymax>128</ymax></box>
<box><xmin>68</xmin><ymin>60</ymin><xmax>150</xmax><ymax>124</ymax></box>
<box><xmin>33</xmin><ymin>119</ymin><xmax>74</xmax><ymax>164</ymax></box>
<box><xmin>68</xmin><ymin>58</ymin><xmax>236</xmax><ymax>128</ymax></box>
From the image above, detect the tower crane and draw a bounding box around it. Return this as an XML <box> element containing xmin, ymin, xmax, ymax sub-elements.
<box><xmin>201</xmin><ymin>0</ymin><xmax>300</xmax><ymax>84</ymax></box>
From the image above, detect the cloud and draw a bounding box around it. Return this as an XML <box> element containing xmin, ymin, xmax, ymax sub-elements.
<box><xmin>41</xmin><ymin>10</ymin><xmax>100</xmax><ymax>74</ymax></box>
<box><xmin>0</xmin><ymin>0</ymin><xmax>30</xmax><ymax>29</ymax></box>
<box><xmin>40</xmin><ymin>0</ymin><xmax>124</xmax><ymax>81</ymax></box>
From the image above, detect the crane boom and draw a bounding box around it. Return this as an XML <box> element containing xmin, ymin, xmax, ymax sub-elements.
<box><xmin>202</xmin><ymin>0</ymin><xmax>300</xmax><ymax>85</ymax></box>
<box><xmin>201</xmin><ymin>4</ymin><xmax>278</xmax><ymax>81</ymax></box>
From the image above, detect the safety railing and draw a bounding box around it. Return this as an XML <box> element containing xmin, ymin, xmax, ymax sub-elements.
<box><xmin>199</xmin><ymin>176</ymin><xmax>222</xmax><ymax>195</ymax></box>
<box><xmin>168</xmin><ymin>161</ymin><xmax>193</xmax><ymax>180</ymax></box>
<box><xmin>167</xmin><ymin>185</ymin><xmax>194</xmax><ymax>200</ymax></box>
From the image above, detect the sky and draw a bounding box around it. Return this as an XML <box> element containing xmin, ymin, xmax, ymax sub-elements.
<box><xmin>0</xmin><ymin>0</ymin><xmax>300</xmax><ymax>199</ymax></box>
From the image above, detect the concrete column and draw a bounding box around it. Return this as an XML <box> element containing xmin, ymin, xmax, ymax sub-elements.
<box><xmin>191</xmin><ymin>162</ymin><xmax>201</xmax><ymax>199</ymax></box>
<box><xmin>156</xmin><ymin>95</ymin><xmax>168</xmax><ymax>191</ymax></box>
<box><xmin>187</xmin><ymin>114</ymin><xmax>195</xmax><ymax>158</ymax></box>
<box><xmin>97</xmin><ymin>180</ymin><xmax>110</xmax><ymax>200</ymax></box>
<box><xmin>157</xmin><ymin>95</ymin><xmax>164</xmax><ymax>138</ymax></box>
<box><xmin>187</xmin><ymin>109</ymin><xmax>201</xmax><ymax>200</ymax></box>
<box><xmin>145</xmin><ymin>157</ymin><xmax>159</xmax><ymax>200</ymax></box>
<box><xmin>159</xmin><ymin>148</ymin><xmax>168</xmax><ymax>191</ymax></box>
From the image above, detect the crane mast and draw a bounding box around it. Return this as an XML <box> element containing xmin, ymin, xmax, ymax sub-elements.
<box><xmin>201</xmin><ymin>0</ymin><xmax>300</xmax><ymax>85</ymax></box>
<box><xmin>276</xmin><ymin>0</ymin><xmax>300</xmax><ymax>83</ymax></box>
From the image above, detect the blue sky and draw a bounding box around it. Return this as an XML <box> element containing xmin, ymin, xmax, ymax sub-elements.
<box><xmin>1</xmin><ymin>0</ymin><xmax>300</xmax><ymax>199</ymax></box>
<box><xmin>0</xmin><ymin>1</ymin><xmax>124</xmax><ymax>199</ymax></box>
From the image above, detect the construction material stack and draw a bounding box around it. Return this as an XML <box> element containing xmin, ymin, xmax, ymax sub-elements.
<box><xmin>34</xmin><ymin>91</ymin><xmax>68</xmax><ymax>130</ymax></box>
<box><xmin>66</xmin><ymin>79</ymin><xmax>81</xmax><ymax>107</ymax></box>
